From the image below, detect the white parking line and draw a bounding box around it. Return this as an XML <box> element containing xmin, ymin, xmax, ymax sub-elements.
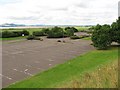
<box><xmin>25</xmin><ymin>64</ymin><xmax>43</xmax><ymax>70</ymax></box>
<box><xmin>0</xmin><ymin>74</ymin><xmax>12</xmax><ymax>80</ymax></box>
<box><xmin>13</xmin><ymin>69</ymin><xmax>33</xmax><ymax>76</ymax></box>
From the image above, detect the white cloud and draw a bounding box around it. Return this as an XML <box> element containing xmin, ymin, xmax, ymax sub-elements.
<box><xmin>0</xmin><ymin>0</ymin><xmax>119</xmax><ymax>25</ymax></box>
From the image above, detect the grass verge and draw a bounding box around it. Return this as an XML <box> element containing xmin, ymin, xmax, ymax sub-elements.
<box><xmin>6</xmin><ymin>46</ymin><xmax>118</xmax><ymax>88</ymax></box>
<box><xmin>0</xmin><ymin>36</ymin><xmax>27</xmax><ymax>41</ymax></box>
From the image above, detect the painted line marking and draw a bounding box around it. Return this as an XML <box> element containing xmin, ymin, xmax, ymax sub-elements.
<box><xmin>13</xmin><ymin>69</ymin><xmax>33</xmax><ymax>76</ymax></box>
<box><xmin>0</xmin><ymin>74</ymin><xmax>12</xmax><ymax>80</ymax></box>
<box><xmin>25</xmin><ymin>64</ymin><xmax>44</xmax><ymax>70</ymax></box>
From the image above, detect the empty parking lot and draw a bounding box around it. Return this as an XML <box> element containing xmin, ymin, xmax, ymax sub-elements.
<box><xmin>2</xmin><ymin>38</ymin><xmax>94</xmax><ymax>87</ymax></box>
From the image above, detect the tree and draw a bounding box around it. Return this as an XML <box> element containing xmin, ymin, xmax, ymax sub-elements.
<box><xmin>91</xmin><ymin>24</ymin><xmax>111</xmax><ymax>49</ymax></box>
<box><xmin>47</xmin><ymin>26</ymin><xmax>64</xmax><ymax>38</ymax></box>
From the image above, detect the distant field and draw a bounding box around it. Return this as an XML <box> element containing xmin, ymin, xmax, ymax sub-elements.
<box><xmin>0</xmin><ymin>26</ymin><xmax>90</xmax><ymax>34</ymax></box>
<box><xmin>0</xmin><ymin>28</ymin><xmax>43</xmax><ymax>34</ymax></box>
<box><xmin>7</xmin><ymin>46</ymin><xmax>118</xmax><ymax>88</ymax></box>
<box><xmin>75</xmin><ymin>26</ymin><xmax>90</xmax><ymax>31</ymax></box>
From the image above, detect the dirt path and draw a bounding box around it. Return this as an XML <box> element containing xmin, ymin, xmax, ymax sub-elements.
<box><xmin>2</xmin><ymin>38</ymin><xmax>95</xmax><ymax>87</ymax></box>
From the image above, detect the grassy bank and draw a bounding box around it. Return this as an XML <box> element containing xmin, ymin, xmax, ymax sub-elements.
<box><xmin>57</xmin><ymin>60</ymin><xmax>118</xmax><ymax>88</ymax></box>
<box><xmin>6</xmin><ymin>46</ymin><xmax>118</xmax><ymax>88</ymax></box>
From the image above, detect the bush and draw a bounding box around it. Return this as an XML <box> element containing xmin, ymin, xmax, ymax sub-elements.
<box><xmin>33</xmin><ymin>31</ymin><xmax>45</xmax><ymax>36</ymax></box>
<box><xmin>65</xmin><ymin>29</ymin><xmax>74</xmax><ymax>36</ymax></box>
<box><xmin>65</xmin><ymin>27</ymin><xmax>78</xmax><ymax>32</ymax></box>
<box><xmin>42</xmin><ymin>28</ymin><xmax>50</xmax><ymax>35</ymax></box>
<box><xmin>22</xmin><ymin>30</ymin><xmax>29</xmax><ymax>35</ymax></box>
<box><xmin>47</xmin><ymin>26</ymin><xmax>64</xmax><ymax>38</ymax></box>
<box><xmin>2</xmin><ymin>31</ymin><xmax>18</xmax><ymax>38</ymax></box>
<box><xmin>70</xmin><ymin>35</ymin><xmax>80</xmax><ymax>39</ymax></box>
<box><xmin>91</xmin><ymin>24</ymin><xmax>111</xmax><ymax>49</ymax></box>
<box><xmin>1</xmin><ymin>30</ymin><xmax>29</xmax><ymax>38</ymax></box>
<box><xmin>26</xmin><ymin>35</ymin><xmax>35</xmax><ymax>40</ymax></box>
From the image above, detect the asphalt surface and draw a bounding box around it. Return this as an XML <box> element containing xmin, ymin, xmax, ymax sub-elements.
<box><xmin>2</xmin><ymin>38</ymin><xmax>94</xmax><ymax>87</ymax></box>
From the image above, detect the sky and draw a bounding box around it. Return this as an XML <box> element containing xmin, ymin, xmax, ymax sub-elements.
<box><xmin>0</xmin><ymin>0</ymin><xmax>119</xmax><ymax>25</ymax></box>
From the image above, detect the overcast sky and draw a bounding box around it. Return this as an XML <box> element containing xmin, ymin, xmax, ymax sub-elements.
<box><xmin>0</xmin><ymin>0</ymin><xmax>119</xmax><ymax>25</ymax></box>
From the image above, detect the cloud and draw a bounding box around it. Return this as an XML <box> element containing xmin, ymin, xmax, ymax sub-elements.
<box><xmin>0</xmin><ymin>0</ymin><xmax>119</xmax><ymax>25</ymax></box>
<box><xmin>8</xmin><ymin>16</ymin><xmax>40</xmax><ymax>20</ymax></box>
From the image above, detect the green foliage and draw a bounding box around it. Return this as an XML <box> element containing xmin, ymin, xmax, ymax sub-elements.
<box><xmin>92</xmin><ymin>24</ymin><xmax>111</xmax><ymax>49</ymax></box>
<box><xmin>22</xmin><ymin>30</ymin><xmax>29</xmax><ymax>35</ymax></box>
<box><xmin>65</xmin><ymin>29</ymin><xmax>74</xmax><ymax>36</ymax></box>
<box><xmin>42</xmin><ymin>28</ymin><xmax>50</xmax><ymax>35</ymax></box>
<box><xmin>110</xmin><ymin>17</ymin><xmax>120</xmax><ymax>44</ymax></box>
<box><xmin>65</xmin><ymin>27</ymin><xmax>78</xmax><ymax>32</ymax></box>
<box><xmin>33</xmin><ymin>31</ymin><xmax>45</xmax><ymax>36</ymax></box>
<box><xmin>1</xmin><ymin>30</ymin><xmax>29</xmax><ymax>38</ymax></box>
<box><xmin>26</xmin><ymin>35</ymin><xmax>35</xmax><ymax>40</ymax></box>
<box><xmin>47</xmin><ymin>26</ymin><xmax>64</xmax><ymax>38</ymax></box>
<box><xmin>92</xmin><ymin>17</ymin><xmax>120</xmax><ymax>49</ymax></box>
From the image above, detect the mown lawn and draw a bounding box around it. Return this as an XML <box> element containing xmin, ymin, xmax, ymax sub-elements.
<box><xmin>6</xmin><ymin>46</ymin><xmax>118</xmax><ymax>88</ymax></box>
<box><xmin>0</xmin><ymin>36</ymin><xmax>27</xmax><ymax>41</ymax></box>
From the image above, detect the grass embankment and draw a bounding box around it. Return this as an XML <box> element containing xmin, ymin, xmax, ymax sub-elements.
<box><xmin>7</xmin><ymin>46</ymin><xmax>118</xmax><ymax>88</ymax></box>
<box><xmin>57</xmin><ymin>59</ymin><xmax>118</xmax><ymax>88</ymax></box>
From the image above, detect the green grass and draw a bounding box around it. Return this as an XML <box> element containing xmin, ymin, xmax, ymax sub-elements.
<box><xmin>0</xmin><ymin>36</ymin><xmax>27</xmax><ymax>41</ymax></box>
<box><xmin>82</xmin><ymin>37</ymin><xmax>91</xmax><ymax>40</ymax></box>
<box><xmin>58</xmin><ymin>60</ymin><xmax>118</xmax><ymax>88</ymax></box>
<box><xmin>75</xmin><ymin>26</ymin><xmax>90</xmax><ymax>31</ymax></box>
<box><xmin>7</xmin><ymin>46</ymin><xmax>118</xmax><ymax>88</ymax></box>
<box><xmin>0</xmin><ymin>28</ymin><xmax>43</xmax><ymax>34</ymax></box>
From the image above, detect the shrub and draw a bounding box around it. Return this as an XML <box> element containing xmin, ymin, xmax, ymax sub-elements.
<box><xmin>12</xmin><ymin>31</ymin><xmax>23</xmax><ymax>37</ymax></box>
<box><xmin>33</xmin><ymin>31</ymin><xmax>45</xmax><ymax>36</ymax></box>
<box><xmin>47</xmin><ymin>26</ymin><xmax>64</xmax><ymax>38</ymax></box>
<box><xmin>65</xmin><ymin>29</ymin><xmax>74</xmax><ymax>36</ymax></box>
<box><xmin>65</xmin><ymin>27</ymin><xmax>78</xmax><ymax>32</ymax></box>
<box><xmin>2</xmin><ymin>31</ymin><xmax>18</xmax><ymax>38</ymax></box>
<box><xmin>26</xmin><ymin>35</ymin><xmax>35</xmax><ymax>40</ymax></box>
<box><xmin>1</xmin><ymin>30</ymin><xmax>29</xmax><ymax>38</ymax></box>
<box><xmin>22</xmin><ymin>30</ymin><xmax>29</xmax><ymax>35</ymax></box>
<box><xmin>42</xmin><ymin>28</ymin><xmax>50</xmax><ymax>35</ymax></box>
<box><xmin>70</xmin><ymin>35</ymin><xmax>80</xmax><ymax>39</ymax></box>
<box><xmin>91</xmin><ymin>24</ymin><xmax>111</xmax><ymax>49</ymax></box>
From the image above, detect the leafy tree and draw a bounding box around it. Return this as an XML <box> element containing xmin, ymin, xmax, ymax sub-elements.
<box><xmin>92</xmin><ymin>24</ymin><xmax>111</xmax><ymax>49</ymax></box>
<box><xmin>65</xmin><ymin>27</ymin><xmax>78</xmax><ymax>32</ymax></box>
<box><xmin>47</xmin><ymin>26</ymin><xmax>64</xmax><ymax>38</ymax></box>
<box><xmin>33</xmin><ymin>31</ymin><xmax>45</xmax><ymax>36</ymax></box>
